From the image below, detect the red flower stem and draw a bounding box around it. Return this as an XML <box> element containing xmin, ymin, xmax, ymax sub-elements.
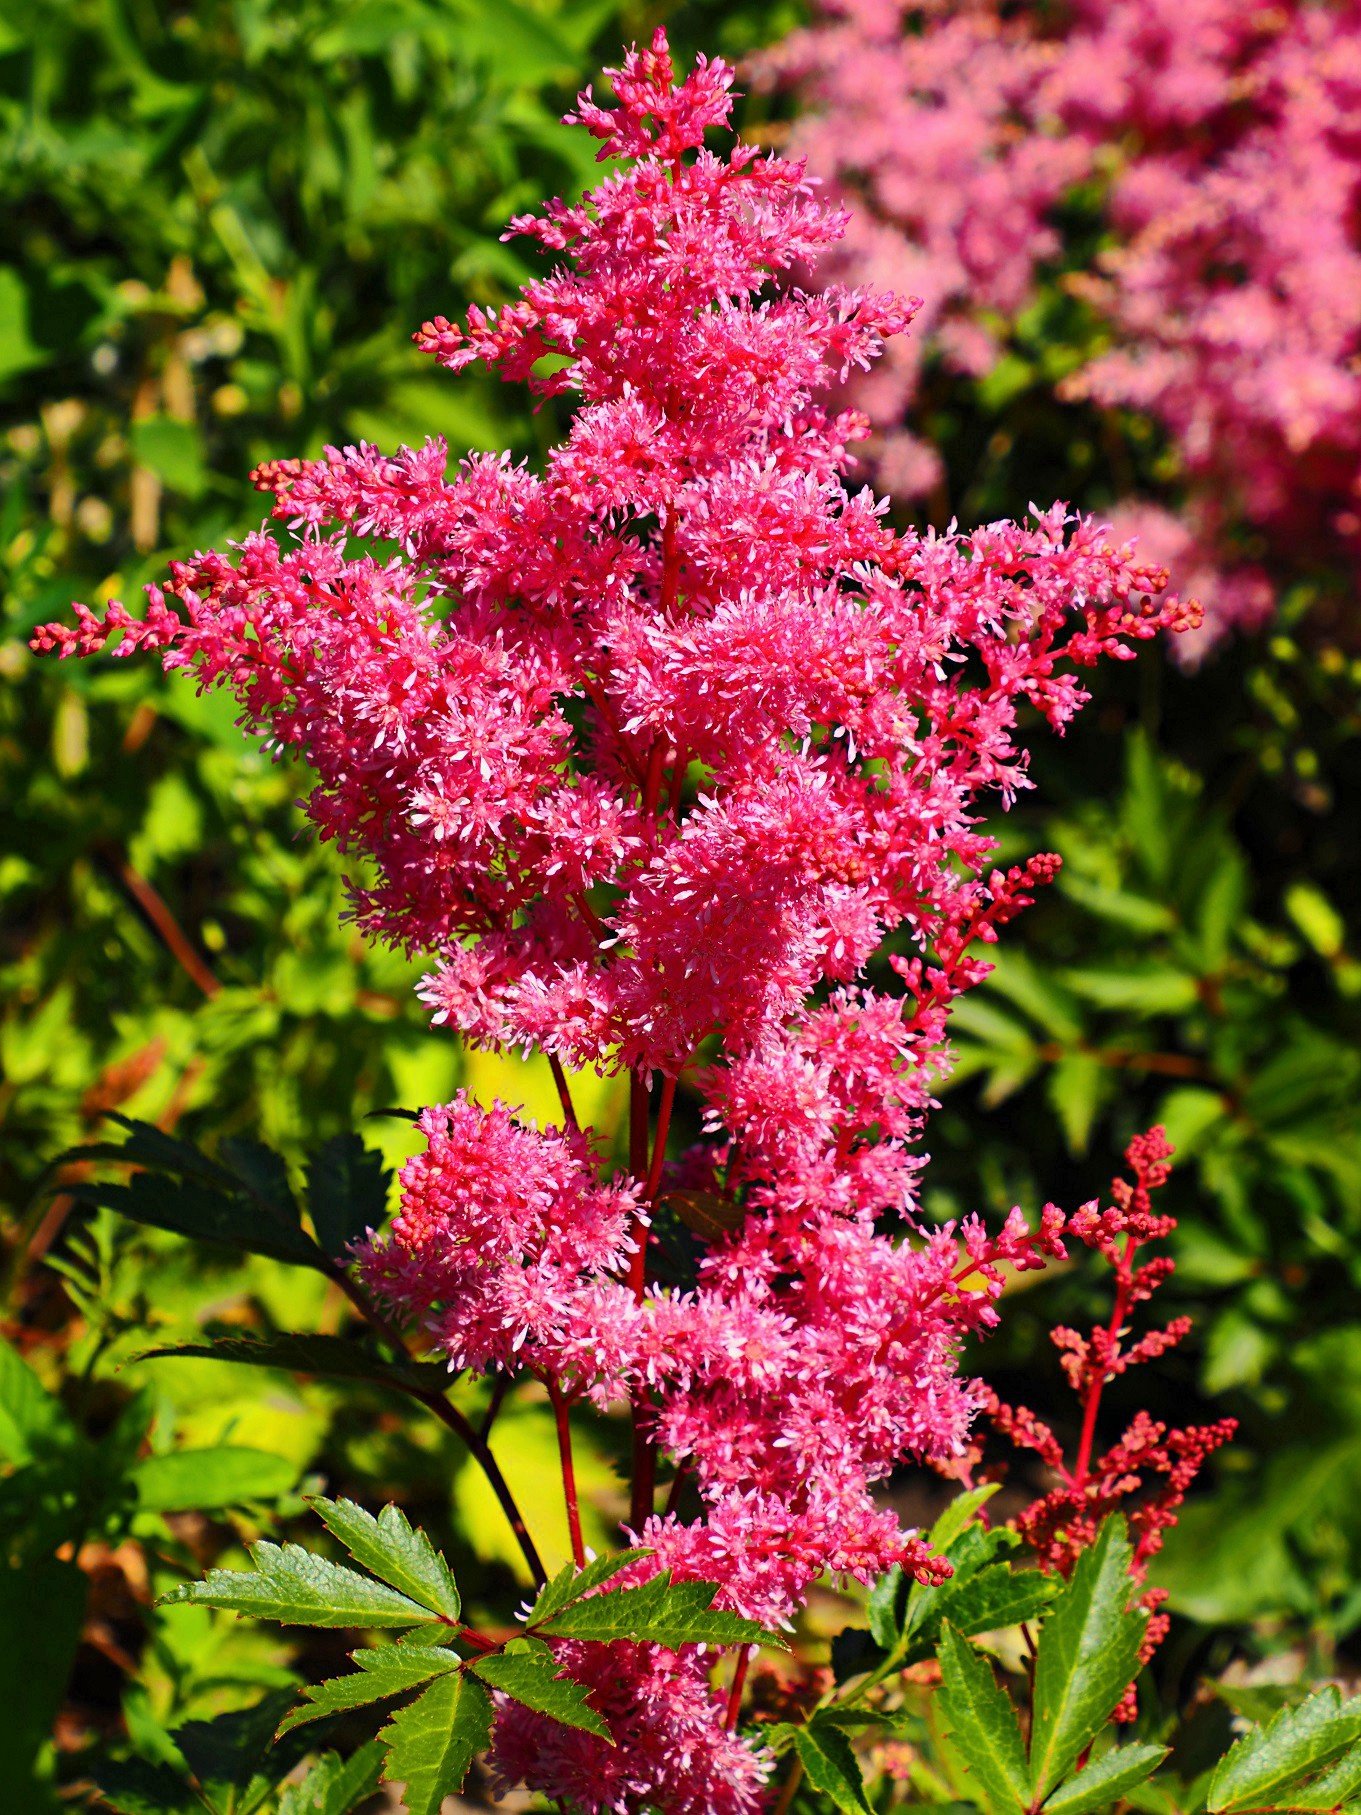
<box><xmin>548</xmin><ymin>1378</ymin><xmax>587</xmax><ymax>1569</ymax></box>
<box><xmin>724</xmin><ymin>1644</ymin><xmax>752</xmax><ymax>1730</ymax></box>
<box><xmin>1071</xmin><ymin>1233</ymin><xmax>1138</xmax><ymax>1488</ymax></box>
<box><xmin>664</xmin><ymin>1464</ymin><xmax>691</xmax><ymax>1517</ymax></box>
<box><xmin>627</xmin><ymin>1069</ymin><xmax>657</xmax><ymax>1532</ymax></box>
<box><xmin>645</xmin><ymin>1074</ymin><xmax>678</xmax><ymax>1202</ymax></box>
<box><xmin>643</xmin><ymin>735</ymin><xmax>669</xmax><ymax>819</ymax></box>
<box><xmin>548</xmin><ymin>1054</ymin><xmax>579</xmax><ymax>1131</ymax></box>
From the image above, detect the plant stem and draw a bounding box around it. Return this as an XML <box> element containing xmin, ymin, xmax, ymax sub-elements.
<box><xmin>548</xmin><ymin>1379</ymin><xmax>587</xmax><ymax>1568</ymax></box>
<box><xmin>548</xmin><ymin>1055</ymin><xmax>579</xmax><ymax>1130</ymax></box>
<box><xmin>328</xmin><ymin>1265</ymin><xmax>546</xmax><ymax>1587</ymax></box>
<box><xmin>645</xmin><ymin>1074</ymin><xmax>677</xmax><ymax>1202</ymax></box>
<box><xmin>771</xmin><ymin>1757</ymin><xmax>804</xmax><ymax>1815</ymax></box>
<box><xmin>725</xmin><ymin>1644</ymin><xmax>752</xmax><ymax>1730</ymax></box>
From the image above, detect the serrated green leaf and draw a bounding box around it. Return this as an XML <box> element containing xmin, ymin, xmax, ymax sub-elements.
<box><xmin>161</xmin><ymin>1540</ymin><xmax>432</xmax><ymax>1627</ymax></box>
<box><xmin>1208</xmin><ymin>1687</ymin><xmax>1361</xmax><ymax>1813</ymax></box>
<box><xmin>937</xmin><ymin>1623</ymin><xmax>1030</xmax><ymax>1815</ymax></box>
<box><xmin>279</xmin><ymin>1741</ymin><xmax>386</xmax><ymax>1815</ymax></box>
<box><xmin>307</xmin><ymin>1133</ymin><xmax>392</xmax><ymax>1258</ymax></box>
<box><xmin>63</xmin><ymin>1117</ymin><xmax>325</xmax><ymax>1268</ymax></box>
<box><xmin>1041</xmin><ymin>1743</ymin><xmax>1169</xmax><ymax>1815</ymax></box>
<box><xmin>535</xmin><ymin>1572</ymin><xmax>770</xmax><ymax>1647</ymax></box>
<box><xmin>1029</xmin><ymin>1521</ymin><xmax>1147</xmax><ymax>1801</ymax></box>
<box><xmin>130</xmin><ymin>1445</ymin><xmax>297</xmax><ymax>1513</ymax></box>
<box><xmin>133</xmin><ymin>1331</ymin><xmax>449</xmax><ymax>1394</ymax></box>
<box><xmin>380</xmin><ymin>1670</ymin><xmax>492</xmax><ymax>1815</ymax></box>
<box><xmin>527</xmin><ymin>1549</ymin><xmax>647</xmax><ymax>1623</ymax></box>
<box><xmin>1287</xmin><ymin>1737</ymin><xmax>1361</xmax><ymax>1809</ymax></box>
<box><xmin>277</xmin><ymin>1647</ymin><xmax>463</xmax><ymax>1736</ymax></box>
<box><xmin>310</xmin><ymin>1498</ymin><xmax>461</xmax><ymax>1621</ymax></box>
<box><xmin>938</xmin><ymin>1566</ymin><xmax>1057</xmax><ymax>1643</ymax></box>
<box><xmin>472</xmin><ymin>1647</ymin><xmax>612</xmax><ymax>1740</ymax></box>
<box><xmin>792</xmin><ymin>1719</ymin><xmax>874</xmax><ymax>1815</ymax></box>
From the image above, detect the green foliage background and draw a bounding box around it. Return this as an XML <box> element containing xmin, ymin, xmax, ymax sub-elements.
<box><xmin>1</xmin><ymin>0</ymin><xmax>1357</xmax><ymax>1806</ymax></box>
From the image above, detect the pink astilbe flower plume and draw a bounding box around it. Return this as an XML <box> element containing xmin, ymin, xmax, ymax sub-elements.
<box><xmin>767</xmin><ymin>0</ymin><xmax>1361</xmax><ymax>655</ymax></box>
<box><xmin>35</xmin><ymin>31</ymin><xmax>1197</xmax><ymax>1810</ymax></box>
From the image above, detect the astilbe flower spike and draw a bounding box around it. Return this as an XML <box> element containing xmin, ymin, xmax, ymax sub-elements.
<box><xmin>766</xmin><ymin>0</ymin><xmax>1361</xmax><ymax>656</ymax></box>
<box><xmin>35</xmin><ymin>32</ymin><xmax>1198</xmax><ymax>1811</ymax></box>
<box><xmin>983</xmin><ymin>1127</ymin><xmax>1236</xmax><ymax>1719</ymax></box>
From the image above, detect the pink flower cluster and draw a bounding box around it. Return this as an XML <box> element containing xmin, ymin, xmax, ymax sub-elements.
<box><xmin>36</xmin><ymin>33</ymin><xmax>1196</xmax><ymax>1812</ymax></box>
<box><xmin>768</xmin><ymin>0</ymin><xmax>1361</xmax><ymax>655</ymax></box>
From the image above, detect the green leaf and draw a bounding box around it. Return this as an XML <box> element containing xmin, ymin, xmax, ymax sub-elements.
<box><xmin>535</xmin><ymin>1571</ymin><xmax>769</xmax><ymax>1647</ymax></box>
<box><xmin>174</xmin><ymin>1691</ymin><xmax>320</xmax><ymax>1805</ymax></box>
<box><xmin>310</xmin><ymin>1497</ymin><xmax>461</xmax><ymax>1622</ymax></box>
<box><xmin>1029</xmin><ymin>1520</ymin><xmax>1147</xmax><ymax>1801</ymax></box>
<box><xmin>940</xmin><ymin>1566</ymin><xmax>1058</xmax><ymax>1643</ymax></box>
<box><xmin>64</xmin><ymin>1117</ymin><xmax>324</xmax><ymax>1269</ymax></box>
<box><xmin>1061</xmin><ymin>964</ymin><xmax>1199</xmax><ymax>1017</ymax></box>
<box><xmin>527</xmin><ymin>1549</ymin><xmax>646</xmax><ymax>1623</ymax></box>
<box><xmin>1047</xmin><ymin>1052</ymin><xmax>1106</xmax><ymax>1156</ymax></box>
<box><xmin>161</xmin><ymin>1539</ymin><xmax>433</xmax><ymax>1627</ymax></box>
<box><xmin>134</xmin><ymin>1331</ymin><xmax>449</xmax><ymax>1394</ymax></box>
<box><xmin>1041</xmin><ymin>1743</ymin><xmax>1169</xmax><ymax>1815</ymax></box>
<box><xmin>1207</xmin><ymin>1687</ymin><xmax>1361</xmax><ymax>1813</ymax></box>
<box><xmin>130</xmin><ymin>1445</ymin><xmax>297</xmax><ymax>1513</ymax></box>
<box><xmin>307</xmin><ymin>1133</ymin><xmax>392</xmax><ymax>1258</ymax></box>
<box><xmin>130</xmin><ymin>416</ymin><xmax>207</xmax><ymax>497</ymax></box>
<box><xmin>279</xmin><ymin>1742</ymin><xmax>387</xmax><ymax>1815</ymax></box>
<box><xmin>0</xmin><ymin>1338</ymin><xmax>79</xmax><ymax>1464</ymax></box>
<box><xmin>937</xmin><ymin>1623</ymin><xmax>1030</xmax><ymax>1815</ymax></box>
<box><xmin>0</xmin><ymin>1559</ymin><xmax>90</xmax><ymax>1785</ymax></box>
<box><xmin>472</xmin><ymin>1644</ymin><xmax>612</xmax><ymax>1740</ymax></box>
<box><xmin>792</xmin><ymin>1718</ymin><xmax>874</xmax><ymax>1815</ymax></box>
<box><xmin>379</xmin><ymin>1670</ymin><xmax>493</xmax><ymax>1815</ymax></box>
<box><xmin>277</xmin><ymin>1647</ymin><xmax>463</xmax><ymax>1736</ymax></box>
<box><xmin>86</xmin><ymin>1757</ymin><xmax>199</xmax><ymax>1815</ymax></box>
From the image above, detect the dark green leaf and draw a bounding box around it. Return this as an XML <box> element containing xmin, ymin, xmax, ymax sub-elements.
<box><xmin>133</xmin><ymin>1331</ymin><xmax>449</xmax><ymax>1394</ymax></box>
<box><xmin>307</xmin><ymin>1133</ymin><xmax>392</xmax><ymax>1258</ymax></box>
<box><xmin>1029</xmin><ymin>1520</ymin><xmax>1147</xmax><ymax>1801</ymax></box>
<box><xmin>937</xmin><ymin>1623</ymin><xmax>1030</xmax><ymax>1815</ymax></box>
<box><xmin>279</xmin><ymin>1742</ymin><xmax>387</xmax><ymax>1815</ymax></box>
<box><xmin>0</xmin><ymin>1559</ymin><xmax>89</xmax><ymax>1785</ymax></box>
<box><xmin>310</xmin><ymin>1497</ymin><xmax>461</xmax><ymax>1621</ymax></box>
<box><xmin>472</xmin><ymin>1644</ymin><xmax>612</xmax><ymax>1740</ymax></box>
<box><xmin>64</xmin><ymin>1117</ymin><xmax>324</xmax><ymax>1268</ymax></box>
<box><xmin>379</xmin><ymin>1671</ymin><xmax>493</xmax><ymax>1815</ymax></box>
<box><xmin>277</xmin><ymin>1647</ymin><xmax>463</xmax><ymax>1737</ymax></box>
<box><xmin>792</xmin><ymin>1718</ymin><xmax>874</xmax><ymax>1815</ymax></box>
<box><xmin>161</xmin><ymin>1539</ymin><xmax>433</xmax><ymax>1627</ymax></box>
<box><xmin>1041</xmin><ymin>1744</ymin><xmax>1169</xmax><ymax>1815</ymax></box>
<box><xmin>86</xmin><ymin>1757</ymin><xmax>199</xmax><ymax>1815</ymax></box>
<box><xmin>830</xmin><ymin>1626</ymin><xmax>886</xmax><ymax>1684</ymax></box>
<box><xmin>1207</xmin><ymin>1687</ymin><xmax>1361</xmax><ymax>1813</ymax></box>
